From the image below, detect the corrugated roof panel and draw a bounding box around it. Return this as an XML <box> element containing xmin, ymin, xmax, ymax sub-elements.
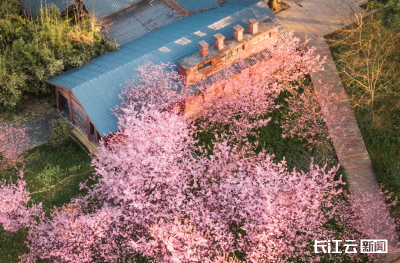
<box><xmin>250</xmin><ymin>2</ymin><xmax>275</xmax><ymax>22</ymax></box>
<box><xmin>49</xmin><ymin>1</ymin><xmax>277</xmax><ymax>135</ymax></box>
<box><xmin>132</xmin><ymin>1</ymin><xmax>181</xmax><ymax>31</ymax></box>
<box><xmin>101</xmin><ymin>0</ymin><xmax>181</xmax><ymax>46</ymax></box>
<box><xmin>174</xmin><ymin>0</ymin><xmax>218</xmax><ymax>12</ymax></box>
<box><xmin>82</xmin><ymin>0</ymin><xmax>142</xmax><ymax>18</ymax></box>
<box><xmin>20</xmin><ymin>0</ymin><xmax>74</xmax><ymax>18</ymax></box>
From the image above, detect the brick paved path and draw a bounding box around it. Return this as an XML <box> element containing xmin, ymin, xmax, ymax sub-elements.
<box><xmin>275</xmin><ymin>1</ymin><xmax>400</xmax><ymax>262</ymax></box>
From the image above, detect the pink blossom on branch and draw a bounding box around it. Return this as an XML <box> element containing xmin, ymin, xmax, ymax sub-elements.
<box><xmin>0</xmin><ymin>124</ymin><xmax>29</xmax><ymax>169</ymax></box>
<box><xmin>23</xmin><ymin>108</ymin><xmax>367</xmax><ymax>263</ymax></box>
<box><xmin>20</xmin><ymin>32</ymin><xmax>398</xmax><ymax>263</ymax></box>
<box><xmin>23</xmin><ymin>108</ymin><xmax>199</xmax><ymax>262</ymax></box>
<box><xmin>0</xmin><ymin>173</ymin><xmax>42</xmax><ymax>232</ymax></box>
<box><xmin>184</xmin><ymin>33</ymin><xmax>326</xmax><ymax>141</ymax></box>
<box><xmin>118</xmin><ymin>62</ymin><xmax>190</xmax><ymax>115</ymax></box>
<box><xmin>348</xmin><ymin>187</ymin><xmax>399</xmax><ymax>247</ymax></box>
<box><xmin>0</xmin><ymin>125</ymin><xmax>42</xmax><ymax>233</ymax></box>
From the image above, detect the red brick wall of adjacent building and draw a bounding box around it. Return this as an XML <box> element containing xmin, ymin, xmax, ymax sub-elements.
<box><xmin>179</xmin><ymin>27</ymin><xmax>278</xmax><ymax>85</ymax></box>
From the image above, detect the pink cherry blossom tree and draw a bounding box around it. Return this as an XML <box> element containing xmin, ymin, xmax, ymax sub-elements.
<box><xmin>118</xmin><ymin>62</ymin><xmax>190</xmax><ymax>115</ymax></box>
<box><xmin>0</xmin><ymin>171</ymin><xmax>42</xmax><ymax>232</ymax></box>
<box><xmin>26</xmin><ymin>111</ymin><xmax>375</xmax><ymax>262</ymax></box>
<box><xmin>21</xmin><ymin>107</ymin><xmax>369</xmax><ymax>263</ymax></box>
<box><xmin>185</xmin><ymin>33</ymin><xmax>327</xmax><ymax>141</ymax></box>
<box><xmin>0</xmin><ymin>124</ymin><xmax>42</xmax><ymax>233</ymax></box>
<box><xmin>0</xmin><ymin>124</ymin><xmax>29</xmax><ymax>170</ymax></box>
<box><xmin>20</xmin><ymin>32</ymin><xmax>399</xmax><ymax>263</ymax></box>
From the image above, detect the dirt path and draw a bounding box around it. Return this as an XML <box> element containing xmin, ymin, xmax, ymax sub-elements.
<box><xmin>0</xmin><ymin>97</ymin><xmax>62</xmax><ymax>149</ymax></box>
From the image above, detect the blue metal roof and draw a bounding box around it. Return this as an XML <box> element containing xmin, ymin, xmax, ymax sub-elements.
<box><xmin>20</xmin><ymin>0</ymin><xmax>74</xmax><ymax>18</ymax></box>
<box><xmin>82</xmin><ymin>0</ymin><xmax>142</xmax><ymax>18</ymax></box>
<box><xmin>101</xmin><ymin>0</ymin><xmax>181</xmax><ymax>46</ymax></box>
<box><xmin>174</xmin><ymin>0</ymin><xmax>218</xmax><ymax>12</ymax></box>
<box><xmin>49</xmin><ymin>0</ymin><xmax>277</xmax><ymax>135</ymax></box>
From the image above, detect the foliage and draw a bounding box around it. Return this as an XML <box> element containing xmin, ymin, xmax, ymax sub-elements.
<box><xmin>0</xmin><ymin>175</ymin><xmax>43</xmax><ymax>232</ymax></box>
<box><xmin>186</xmin><ymin>33</ymin><xmax>325</xmax><ymax>142</ymax></box>
<box><xmin>0</xmin><ymin>123</ymin><xmax>92</xmax><ymax>262</ymax></box>
<box><xmin>48</xmin><ymin>119</ymin><xmax>72</xmax><ymax>147</ymax></box>
<box><xmin>380</xmin><ymin>0</ymin><xmax>400</xmax><ymax>30</ymax></box>
<box><xmin>0</xmin><ymin>227</ymin><xmax>29</xmax><ymax>263</ymax></box>
<box><xmin>24</xmin><ymin>139</ymin><xmax>93</xmax><ymax>213</ymax></box>
<box><xmin>353</xmin><ymin>106</ymin><xmax>400</xmax><ymax>214</ymax></box>
<box><xmin>0</xmin><ymin>125</ymin><xmax>42</xmax><ymax>233</ymax></box>
<box><xmin>0</xmin><ymin>137</ymin><xmax>93</xmax><ymax>263</ymax></box>
<box><xmin>326</xmin><ymin>11</ymin><xmax>400</xmax><ymax>120</ymax></box>
<box><xmin>0</xmin><ymin>0</ymin><xmax>19</xmax><ymax>19</ymax></box>
<box><xmin>1</xmin><ymin>33</ymin><xmax>398</xmax><ymax>262</ymax></box>
<box><xmin>20</xmin><ymin>35</ymin><xmax>398</xmax><ymax>263</ymax></box>
<box><xmin>22</xmin><ymin>107</ymin><xmax>363</xmax><ymax>263</ymax></box>
<box><xmin>327</xmin><ymin>12</ymin><xmax>400</xmax><ymax>215</ymax></box>
<box><xmin>0</xmin><ymin>1</ymin><xmax>117</xmax><ymax>111</ymax></box>
<box><xmin>0</xmin><ymin>124</ymin><xmax>29</xmax><ymax>170</ymax></box>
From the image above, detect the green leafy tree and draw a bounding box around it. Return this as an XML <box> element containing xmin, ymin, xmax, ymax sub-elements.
<box><xmin>381</xmin><ymin>0</ymin><xmax>400</xmax><ymax>30</ymax></box>
<box><xmin>48</xmin><ymin>119</ymin><xmax>73</xmax><ymax>147</ymax></box>
<box><xmin>369</xmin><ymin>0</ymin><xmax>400</xmax><ymax>30</ymax></box>
<box><xmin>0</xmin><ymin>1</ymin><xmax>117</xmax><ymax>111</ymax></box>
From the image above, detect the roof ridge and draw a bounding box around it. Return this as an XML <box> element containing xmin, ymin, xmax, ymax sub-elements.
<box><xmin>68</xmin><ymin>1</ymin><xmax>269</xmax><ymax>92</ymax></box>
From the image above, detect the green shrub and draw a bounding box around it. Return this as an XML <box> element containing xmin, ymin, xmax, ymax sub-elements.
<box><xmin>48</xmin><ymin>119</ymin><xmax>72</xmax><ymax>147</ymax></box>
<box><xmin>0</xmin><ymin>1</ymin><xmax>117</xmax><ymax>111</ymax></box>
<box><xmin>37</xmin><ymin>164</ymin><xmax>61</xmax><ymax>188</ymax></box>
<box><xmin>387</xmin><ymin>166</ymin><xmax>400</xmax><ymax>189</ymax></box>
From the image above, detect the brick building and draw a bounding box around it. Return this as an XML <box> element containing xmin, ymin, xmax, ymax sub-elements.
<box><xmin>38</xmin><ymin>0</ymin><xmax>283</xmax><ymax>146</ymax></box>
<box><xmin>178</xmin><ymin>19</ymin><xmax>278</xmax><ymax>85</ymax></box>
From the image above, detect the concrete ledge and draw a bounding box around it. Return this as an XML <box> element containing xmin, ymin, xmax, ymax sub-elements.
<box><xmin>71</xmin><ymin>128</ymin><xmax>99</xmax><ymax>155</ymax></box>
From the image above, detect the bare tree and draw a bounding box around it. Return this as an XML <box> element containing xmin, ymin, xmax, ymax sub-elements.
<box><xmin>327</xmin><ymin>9</ymin><xmax>400</xmax><ymax>120</ymax></box>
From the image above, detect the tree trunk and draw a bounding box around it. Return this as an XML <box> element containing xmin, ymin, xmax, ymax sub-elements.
<box><xmin>267</xmin><ymin>0</ymin><xmax>278</xmax><ymax>12</ymax></box>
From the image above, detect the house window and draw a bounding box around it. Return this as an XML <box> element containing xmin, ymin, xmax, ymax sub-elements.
<box><xmin>221</xmin><ymin>46</ymin><xmax>244</xmax><ymax>60</ymax></box>
<box><xmin>269</xmin><ymin>32</ymin><xmax>272</xmax><ymax>37</ymax></box>
<box><xmin>89</xmin><ymin>122</ymin><xmax>95</xmax><ymax>136</ymax></box>
<box><xmin>96</xmin><ymin>131</ymin><xmax>101</xmax><ymax>142</ymax></box>
<box><xmin>194</xmin><ymin>61</ymin><xmax>211</xmax><ymax>73</ymax></box>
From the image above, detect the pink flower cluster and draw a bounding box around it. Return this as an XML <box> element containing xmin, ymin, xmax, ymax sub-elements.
<box><xmin>0</xmin><ymin>125</ymin><xmax>42</xmax><ymax>233</ymax></box>
<box><xmin>0</xmin><ymin>33</ymin><xmax>397</xmax><ymax>263</ymax></box>
<box><xmin>0</xmin><ymin>172</ymin><xmax>42</xmax><ymax>232</ymax></box>
<box><xmin>23</xmin><ymin>108</ymin><xmax>362</xmax><ymax>262</ymax></box>
<box><xmin>0</xmin><ymin>124</ymin><xmax>29</xmax><ymax>169</ymax></box>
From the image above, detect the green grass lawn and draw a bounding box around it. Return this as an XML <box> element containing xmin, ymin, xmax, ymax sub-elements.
<box><xmin>195</xmin><ymin>83</ymin><xmax>341</xmax><ymax>175</ymax></box>
<box><xmin>326</xmin><ymin>11</ymin><xmax>400</xmax><ymax>217</ymax></box>
<box><xmin>0</xmin><ymin>138</ymin><xmax>94</xmax><ymax>263</ymax></box>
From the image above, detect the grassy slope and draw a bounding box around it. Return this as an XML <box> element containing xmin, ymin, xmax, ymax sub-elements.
<box><xmin>0</xmin><ymin>138</ymin><xmax>93</xmax><ymax>263</ymax></box>
<box><xmin>326</xmin><ymin>12</ymin><xmax>400</xmax><ymax>216</ymax></box>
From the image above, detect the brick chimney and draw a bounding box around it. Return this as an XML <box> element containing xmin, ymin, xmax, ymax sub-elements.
<box><xmin>213</xmin><ymin>33</ymin><xmax>225</xmax><ymax>51</ymax></box>
<box><xmin>248</xmin><ymin>19</ymin><xmax>259</xmax><ymax>34</ymax></box>
<box><xmin>198</xmin><ymin>40</ymin><xmax>209</xmax><ymax>57</ymax></box>
<box><xmin>233</xmin><ymin>24</ymin><xmax>244</xmax><ymax>42</ymax></box>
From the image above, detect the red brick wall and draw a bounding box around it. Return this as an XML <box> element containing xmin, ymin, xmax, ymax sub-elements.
<box><xmin>180</xmin><ymin>27</ymin><xmax>278</xmax><ymax>85</ymax></box>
